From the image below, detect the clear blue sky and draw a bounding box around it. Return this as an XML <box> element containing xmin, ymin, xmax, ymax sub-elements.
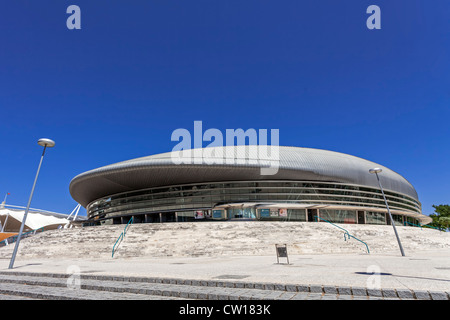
<box><xmin>0</xmin><ymin>1</ymin><xmax>449</xmax><ymax>217</ymax></box>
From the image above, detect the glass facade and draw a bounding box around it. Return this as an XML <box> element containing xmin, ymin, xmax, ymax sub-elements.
<box><xmin>319</xmin><ymin>209</ymin><xmax>357</xmax><ymax>224</ymax></box>
<box><xmin>85</xmin><ymin>180</ymin><xmax>421</xmax><ymax>226</ymax></box>
<box><xmin>366</xmin><ymin>211</ymin><xmax>387</xmax><ymax>225</ymax></box>
<box><xmin>227</xmin><ymin>207</ymin><xmax>256</xmax><ymax>219</ymax></box>
<box><xmin>257</xmin><ymin>208</ymin><xmax>307</xmax><ymax>221</ymax></box>
<box><xmin>392</xmin><ymin>214</ymin><xmax>405</xmax><ymax>226</ymax></box>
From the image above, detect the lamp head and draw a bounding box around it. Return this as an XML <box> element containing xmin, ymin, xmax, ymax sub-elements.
<box><xmin>369</xmin><ymin>168</ymin><xmax>382</xmax><ymax>174</ymax></box>
<box><xmin>37</xmin><ymin>138</ymin><xmax>55</xmax><ymax>148</ymax></box>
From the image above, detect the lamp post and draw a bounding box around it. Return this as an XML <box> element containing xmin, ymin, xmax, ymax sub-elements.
<box><xmin>1</xmin><ymin>193</ymin><xmax>10</xmax><ymax>208</ymax></box>
<box><xmin>8</xmin><ymin>138</ymin><xmax>55</xmax><ymax>269</ymax></box>
<box><xmin>369</xmin><ymin>168</ymin><xmax>405</xmax><ymax>257</ymax></box>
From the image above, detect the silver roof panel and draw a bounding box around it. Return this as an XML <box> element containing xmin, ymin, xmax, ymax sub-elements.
<box><xmin>69</xmin><ymin>146</ymin><xmax>419</xmax><ymax>207</ymax></box>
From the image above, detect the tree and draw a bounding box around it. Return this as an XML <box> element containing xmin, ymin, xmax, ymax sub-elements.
<box><xmin>439</xmin><ymin>217</ymin><xmax>450</xmax><ymax>231</ymax></box>
<box><xmin>429</xmin><ymin>205</ymin><xmax>450</xmax><ymax>231</ymax></box>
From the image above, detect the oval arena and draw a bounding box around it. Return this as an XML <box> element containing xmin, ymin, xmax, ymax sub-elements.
<box><xmin>69</xmin><ymin>146</ymin><xmax>430</xmax><ymax>227</ymax></box>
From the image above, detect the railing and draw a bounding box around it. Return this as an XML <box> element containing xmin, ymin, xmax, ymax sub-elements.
<box><xmin>403</xmin><ymin>221</ymin><xmax>443</xmax><ymax>232</ymax></box>
<box><xmin>112</xmin><ymin>217</ymin><xmax>134</xmax><ymax>258</ymax></box>
<box><xmin>314</xmin><ymin>216</ymin><xmax>370</xmax><ymax>254</ymax></box>
<box><xmin>0</xmin><ymin>227</ymin><xmax>45</xmax><ymax>247</ymax></box>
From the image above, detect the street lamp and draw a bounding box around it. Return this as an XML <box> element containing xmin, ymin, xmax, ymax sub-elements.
<box><xmin>369</xmin><ymin>167</ymin><xmax>405</xmax><ymax>257</ymax></box>
<box><xmin>1</xmin><ymin>192</ymin><xmax>10</xmax><ymax>208</ymax></box>
<box><xmin>8</xmin><ymin>138</ymin><xmax>55</xmax><ymax>269</ymax></box>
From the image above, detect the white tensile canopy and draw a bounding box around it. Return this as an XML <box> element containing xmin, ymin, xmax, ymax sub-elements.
<box><xmin>0</xmin><ymin>208</ymin><xmax>71</xmax><ymax>232</ymax></box>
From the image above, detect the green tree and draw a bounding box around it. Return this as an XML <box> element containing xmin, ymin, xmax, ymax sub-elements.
<box><xmin>439</xmin><ymin>217</ymin><xmax>450</xmax><ymax>231</ymax></box>
<box><xmin>429</xmin><ymin>204</ymin><xmax>450</xmax><ymax>231</ymax></box>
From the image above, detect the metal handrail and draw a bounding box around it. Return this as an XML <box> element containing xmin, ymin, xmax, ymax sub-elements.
<box><xmin>403</xmin><ymin>221</ymin><xmax>443</xmax><ymax>232</ymax></box>
<box><xmin>112</xmin><ymin>233</ymin><xmax>124</xmax><ymax>258</ymax></box>
<box><xmin>123</xmin><ymin>217</ymin><xmax>134</xmax><ymax>236</ymax></box>
<box><xmin>314</xmin><ymin>216</ymin><xmax>370</xmax><ymax>254</ymax></box>
<box><xmin>0</xmin><ymin>227</ymin><xmax>45</xmax><ymax>246</ymax></box>
<box><xmin>112</xmin><ymin>217</ymin><xmax>134</xmax><ymax>258</ymax></box>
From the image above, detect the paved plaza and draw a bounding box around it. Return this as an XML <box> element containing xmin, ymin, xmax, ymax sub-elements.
<box><xmin>0</xmin><ymin>249</ymin><xmax>449</xmax><ymax>300</ymax></box>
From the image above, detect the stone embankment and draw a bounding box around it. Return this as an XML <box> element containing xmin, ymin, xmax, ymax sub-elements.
<box><xmin>0</xmin><ymin>221</ymin><xmax>448</xmax><ymax>260</ymax></box>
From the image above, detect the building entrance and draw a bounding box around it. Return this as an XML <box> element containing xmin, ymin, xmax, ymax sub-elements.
<box><xmin>227</xmin><ymin>207</ymin><xmax>256</xmax><ymax>220</ymax></box>
<box><xmin>307</xmin><ymin>209</ymin><xmax>318</xmax><ymax>222</ymax></box>
<box><xmin>161</xmin><ymin>212</ymin><xmax>176</xmax><ymax>222</ymax></box>
<box><xmin>357</xmin><ymin>211</ymin><xmax>365</xmax><ymax>224</ymax></box>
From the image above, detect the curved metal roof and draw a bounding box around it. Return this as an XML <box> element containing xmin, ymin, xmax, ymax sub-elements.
<box><xmin>69</xmin><ymin>146</ymin><xmax>419</xmax><ymax>207</ymax></box>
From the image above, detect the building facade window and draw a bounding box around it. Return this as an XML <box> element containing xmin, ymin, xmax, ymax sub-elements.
<box><xmin>85</xmin><ymin>180</ymin><xmax>421</xmax><ymax>226</ymax></box>
<box><xmin>366</xmin><ymin>211</ymin><xmax>386</xmax><ymax>225</ymax></box>
<box><xmin>319</xmin><ymin>209</ymin><xmax>357</xmax><ymax>224</ymax></box>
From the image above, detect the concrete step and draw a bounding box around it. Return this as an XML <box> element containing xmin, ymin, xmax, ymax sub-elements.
<box><xmin>0</xmin><ymin>282</ymin><xmax>178</xmax><ymax>300</ymax></box>
<box><xmin>0</xmin><ymin>271</ymin><xmax>447</xmax><ymax>300</ymax></box>
<box><xmin>0</xmin><ymin>272</ymin><xmax>186</xmax><ymax>300</ymax></box>
<box><xmin>0</xmin><ymin>293</ymin><xmax>39</xmax><ymax>300</ymax></box>
<box><xmin>0</xmin><ymin>271</ymin><xmax>321</xmax><ymax>300</ymax></box>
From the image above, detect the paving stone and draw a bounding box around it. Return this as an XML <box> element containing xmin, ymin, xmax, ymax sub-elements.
<box><xmin>396</xmin><ymin>289</ymin><xmax>414</xmax><ymax>300</ymax></box>
<box><xmin>309</xmin><ymin>285</ymin><xmax>323</xmax><ymax>293</ymax></box>
<box><xmin>305</xmin><ymin>293</ymin><xmax>323</xmax><ymax>300</ymax></box>
<box><xmin>196</xmin><ymin>292</ymin><xmax>208</xmax><ymax>299</ymax></box>
<box><xmin>336</xmin><ymin>295</ymin><xmax>353</xmax><ymax>300</ymax></box>
<box><xmin>0</xmin><ymin>293</ymin><xmax>38</xmax><ymax>300</ymax></box>
<box><xmin>321</xmin><ymin>294</ymin><xmax>338</xmax><ymax>300</ymax></box>
<box><xmin>352</xmin><ymin>295</ymin><xmax>368</xmax><ymax>300</ymax></box>
<box><xmin>413</xmin><ymin>290</ymin><xmax>431</xmax><ymax>300</ymax></box>
<box><xmin>207</xmin><ymin>293</ymin><xmax>219</xmax><ymax>299</ymax></box>
<box><xmin>296</xmin><ymin>285</ymin><xmax>309</xmax><ymax>293</ymax></box>
<box><xmin>252</xmin><ymin>293</ymin><xmax>273</xmax><ymax>300</ymax></box>
<box><xmin>351</xmin><ymin>287</ymin><xmax>367</xmax><ymax>297</ymax></box>
<box><xmin>264</xmin><ymin>292</ymin><xmax>283</xmax><ymax>299</ymax></box>
<box><xmin>291</xmin><ymin>292</ymin><xmax>309</xmax><ymax>300</ymax></box>
<box><xmin>337</xmin><ymin>287</ymin><xmax>352</xmax><ymax>296</ymax></box>
<box><xmin>381</xmin><ymin>289</ymin><xmax>398</xmax><ymax>299</ymax></box>
<box><xmin>323</xmin><ymin>286</ymin><xmax>338</xmax><ymax>294</ymax></box>
<box><xmin>285</xmin><ymin>284</ymin><xmax>297</xmax><ymax>292</ymax></box>
<box><xmin>253</xmin><ymin>283</ymin><xmax>265</xmax><ymax>290</ymax></box>
<box><xmin>367</xmin><ymin>288</ymin><xmax>383</xmax><ymax>297</ymax></box>
<box><xmin>429</xmin><ymin>291</ymin><xmax>448</xmax><ymax>300</ymax></box>
<box><xmin>275</xmin><ymin>284</ymin><xmax>286</xmax><ymax>291</ymax></box>
<box><xmin>188</xmin><ymin>292</ymin><xmax>198</xmax><ymax>299</ymax></box>
<box><xmin>263</xmin><ymin>283</ymin><xmax>276</xmax><ymax>290</ymax></box>
<box><xmin>277</xmin><ymin>292</ymin><xmax>297</xmax><ymax>300</ymax></box>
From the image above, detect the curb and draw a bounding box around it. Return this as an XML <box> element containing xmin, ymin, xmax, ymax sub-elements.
<box><xmin>0</xmin><ymin>271</ymin><xmax>448</xmax><ymax>300</ymax></box>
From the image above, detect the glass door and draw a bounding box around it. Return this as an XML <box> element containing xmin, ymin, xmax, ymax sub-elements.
<box><xmin>227</xmin><ymin>207</ymin><xmax>256</xmax><ymax>219</ymax></box>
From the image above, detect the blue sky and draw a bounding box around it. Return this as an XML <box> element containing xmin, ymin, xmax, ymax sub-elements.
<box><xmin>0</xmin><ymin>1</ymin><xmax>449</xmax><ymax>217</ymax></box>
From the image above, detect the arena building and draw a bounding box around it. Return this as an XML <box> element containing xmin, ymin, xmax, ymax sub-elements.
<box><xmin>69</xmin><ymin>146</ymin><xmax>431</xmax><ymax>226</ymax></box>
